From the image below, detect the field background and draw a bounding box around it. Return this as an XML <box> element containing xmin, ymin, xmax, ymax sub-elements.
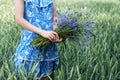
<box><xmin>0</xmin><ymin>0</ymin><xmax>120</xmax><ymax>80</ymax></box>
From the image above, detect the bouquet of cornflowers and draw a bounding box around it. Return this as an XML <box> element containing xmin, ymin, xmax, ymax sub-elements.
<box><xmin>31</xmin><ymin>6</ymin><xmax>96</xmax><ymax>48</ymax></box>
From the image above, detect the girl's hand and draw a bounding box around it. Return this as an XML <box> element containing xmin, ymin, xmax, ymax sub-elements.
<box><xmin>53</xmin><ymin>36</ymin><xmax>62</xmax><ymax>43</ymax></box>
<box><xmin>40</xmin><ymin>30</ymin><xmax>62</xmax><ymax>42</ymax></box>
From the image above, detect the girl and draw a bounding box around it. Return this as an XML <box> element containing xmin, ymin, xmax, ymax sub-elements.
<box><xmin>14</xmin><ymin>0</ymin><xmax>62</xmax><ymax>80</ymax></box>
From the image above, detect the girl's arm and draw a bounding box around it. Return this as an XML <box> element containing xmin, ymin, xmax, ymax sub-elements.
<box><xmin>15</xmin><ymin>0</ymin><xmax>62</xmax><ymax>42</ymax></box>
<box><xmin>53</xmin><ymin>0</ymin><xmax>58</xmax><ymax>30</ymax></box>
<box><xmin>53</xmin><ymin>0</ymin><xmax>57</xmax><ymax>17</ymax></box>
<box><xmin>15</xmin><ymin>0</ymin><xmax>43</xmax><ymax>36</ymax></box>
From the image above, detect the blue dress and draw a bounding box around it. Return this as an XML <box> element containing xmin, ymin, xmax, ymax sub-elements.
<box><xmin>14</xmin><ymin>0</ymin><xmax>59</xmax><ymax>78</ymax></box>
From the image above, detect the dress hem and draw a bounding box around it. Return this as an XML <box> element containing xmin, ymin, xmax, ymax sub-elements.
<box><xmin>14</xmin><ymin>57</ymin><xmax>59</xmax><ymax>62</ymax></box>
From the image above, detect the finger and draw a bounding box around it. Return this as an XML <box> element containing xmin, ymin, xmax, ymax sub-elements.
<box><xmin>49</xmin><ymin>35</ymin><xmax>54</xmax><ymax>40</ymax></box>
<box><xmin>54</xmin><ymin>37</ymin><xmax>63</xmax><ymax>43</ymax></box>
<box><xmin>52</xmin><ymin>31</ymin><xmax>59</xmax><ymax>37</ymax></box>
<box><xmin>57</xmin><ymin>38</ymin><xmax>62</xmax><ymax>42</ymax></box>
<box><xmin>49</xmin><ymin>33</ymin><xmax>56</xmax><ymax>39</ymax></box>
<box><xmin>48</xmin><ymin>37</ymin><xmax>52</xmax><ymax>41</ymax></box>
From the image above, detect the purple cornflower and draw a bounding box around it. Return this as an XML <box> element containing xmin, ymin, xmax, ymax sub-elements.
<box><xmin>60</xmin><ymin>15</ymin><xmax>68</xmax><ymax>21</ymax></box>
<box><xmin>68</xmin><ymin>7</ymin><xmax>72</xmax><ymax>10</ymax></box>
<box><xmin>99</xmin><ymin>34</ymin><xmax>103</xmax><ymax>38</ymax></box>
<box><xmin>59</xmin><ymin>22</ymin><xmax>66</xmax><ymax>27</ymax></box>
<box><xmin>88</xmin><ymin>19</ymin><xmax>93</xmax><ymax>24</ymax></box>
<box><xmin>68</xmin><ymin>20</ymin><xmax>73</xmax><ymax>26</ymax></box>
<box><xmin>82</xmin><ymin>4</ymin><xmax>86</xmax><ymax>9</ymax></box>
<box><xmin>82</xmin><ymin>38</ymin><xmax>87</xmax><ymax>43</ymax></box>
<box><xmin>72</xmin><ymin>23</ymin><xmax>78</xmax><ymax>29</ymax></box>
<box><xmin>85</xmin><ymin>32</ymin><xmax>91</xmax><ymax>38</ymax></box>
<box><xmin>68</xmin><ymin>14</ymin><xmax>72</xmax><ymax>17</ymax></box>
<box><xmin>93</xmin><ymin>25</ymin><xmax>97</xmax><ymax>29</ymax></box>
<box><xmin>72</xmin><ymin>18</ymin><xmax>78</xmax><ymax>23</ymax></box>
<box><xmin>74</xmin><ymin>10</ymin><xmax>79</xmax><ymax>14</ymax></box>
<box><xmin>77</xmin><ymin>13</ymin><xmax>82</xmax><ymax>17</ymax></box>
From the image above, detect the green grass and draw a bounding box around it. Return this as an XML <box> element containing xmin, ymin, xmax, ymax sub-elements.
<box><xmin>0</xmin><ymin>0</ymin><xmax>120</xmax><ymax>80</ymax></box>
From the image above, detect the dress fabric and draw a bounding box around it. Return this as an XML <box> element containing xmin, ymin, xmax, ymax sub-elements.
<box><xmin>14</xmin><ymin>0</ymin><xmax>59</xmax><ymax>78</ymax></box>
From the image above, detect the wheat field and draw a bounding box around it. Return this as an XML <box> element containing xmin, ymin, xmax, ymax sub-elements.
<box><xmin>0</xmin><ymin>0</ymin><xmax>120</xmax><ymax>80</ymax></box>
